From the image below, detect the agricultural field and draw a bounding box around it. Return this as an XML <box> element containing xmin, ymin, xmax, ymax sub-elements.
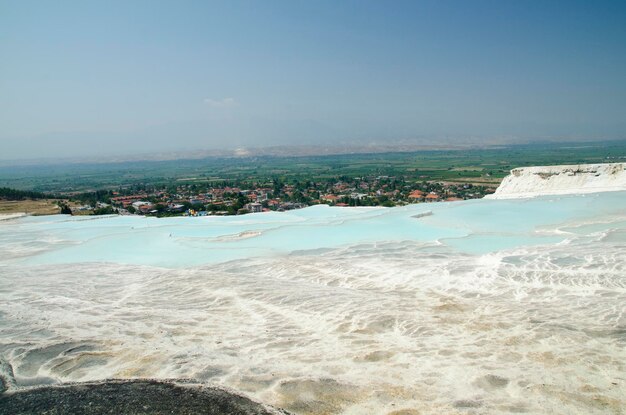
<box><xmin>0</xmin><ymin>140</ymin><xmax>623</xmax><ymax>193</ymax></box>
<box><xmin>0</xmin><ymin>199</ymin><xmax>61</xmax><ymax>216</ymax></box>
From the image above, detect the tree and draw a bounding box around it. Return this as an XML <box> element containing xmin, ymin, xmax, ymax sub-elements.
<box><xmin>0</xmin><ymin>187</ymin><xmax>51</xmax><ymax>200</ymax></box>
<box><xmin>58</xmin><ymin>202</ymin><xmax>72</xmax><ymax>215</ymax></box>
<box><xmin>93</xmin><ymin>206</ymin><xmax>116</xmax><ymax>215</ymax></box>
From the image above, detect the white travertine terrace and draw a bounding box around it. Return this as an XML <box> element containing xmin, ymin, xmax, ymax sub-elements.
<box><xmin>0</xmin><ymin>213</ymin><xmax>27</xmax><ymax>221</ymax></box>
<box><xmin>486</xmin><ymin>163</ymin><xmax>626</xmax><ymax>199</ymax></box>
<box><xmin>2</xmin><ymin>189</ymin><xmax>626</xmax><ymax>414</ymax></box>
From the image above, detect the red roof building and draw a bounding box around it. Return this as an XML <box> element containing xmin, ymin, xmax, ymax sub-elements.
<box><xmin>408</xmin><ymin>190</ymin><xmax>424</xmax><ymax>199</ymax></box>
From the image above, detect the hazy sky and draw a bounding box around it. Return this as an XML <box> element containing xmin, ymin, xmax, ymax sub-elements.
<box><xmin>1</xmin><ymin>0</ymin><xmax>625</xmax><ymax>160</ymax></box>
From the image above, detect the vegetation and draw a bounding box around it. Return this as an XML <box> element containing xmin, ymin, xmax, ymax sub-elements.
<box><xmin>0</xmin><ymin>140</ymin><xmax>623</xmax><ymax>194</ymax></box>
<box><xmin>0</xmin><ymin>187</ymin><xmax>52</xmax><ymax>200</ymax></box>
<box><xmin>92</xmin><ymin>205</ymin><xmax>116</xmax><ymax>215</ymax></box>
<box><xmin>0</xmin><ymin>140</ymin><xmax>623</xmax><ymax>216</ymax></box>
<box><xmin>58</xmin><ymin>202</ymin><xmax>72</xmax><ymax>215</ymax></box>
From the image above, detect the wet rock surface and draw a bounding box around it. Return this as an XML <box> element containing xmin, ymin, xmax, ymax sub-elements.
<box><xmin>0</xmin><ymin>379</ymin><xmax>291</xmax><ymax>415</ymax></box>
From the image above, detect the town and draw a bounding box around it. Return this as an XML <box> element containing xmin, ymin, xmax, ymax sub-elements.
<box><xmin>70</xmin><ymin>176</ymin><xmax>495</xmax><ymax>217</ymax></box>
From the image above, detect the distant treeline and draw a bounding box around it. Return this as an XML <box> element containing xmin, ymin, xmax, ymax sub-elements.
<box><xmin>0</xmin><ymin>187</ymin><xmax>54</xmax><ymax>200</ymax></box>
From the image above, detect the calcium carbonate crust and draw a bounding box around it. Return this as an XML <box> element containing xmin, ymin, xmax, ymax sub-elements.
<box><xmin>485</xmin><ymin>163</ymin><xmax>626</xmax><ymax>199</ymax></box>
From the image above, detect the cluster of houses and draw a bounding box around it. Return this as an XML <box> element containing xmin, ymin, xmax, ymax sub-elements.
<box><xmin>103</xmin><ymin>177</ymin><xmax>492</xmax><ymax>216</ymax></box>
<box><xmin>406</xmin><ymin>189</ymin><xmax>463</xmax><ymax>202</ymax></box>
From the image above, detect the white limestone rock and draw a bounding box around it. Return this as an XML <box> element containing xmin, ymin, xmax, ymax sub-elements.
<box><xmin>486</xmin><ymin>163</ymin><xmax>626</xmax><ymax>199</ymax></box>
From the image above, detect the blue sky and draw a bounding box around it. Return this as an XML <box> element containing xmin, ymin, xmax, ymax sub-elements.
<box><xmin>1</xmin><ymin>0</ymin><xmax>625</xmax><ymax>159</ymax></box>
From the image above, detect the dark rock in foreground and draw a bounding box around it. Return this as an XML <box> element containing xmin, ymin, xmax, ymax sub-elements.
<box><xmin>0</xmin><ymin>379</ymin><xmax>291</xmax><ymax>415</ymax></box>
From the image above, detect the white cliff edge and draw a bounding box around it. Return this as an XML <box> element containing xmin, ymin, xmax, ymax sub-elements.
<box><xmin>0</xmin><ymin>213</ymin><xmax>27</xmax><ymax>221</ymax></box>
<box><xmin>485</xmin><ymin>163</ymin><xmax>626</xmax><ymax>199</ymax></box>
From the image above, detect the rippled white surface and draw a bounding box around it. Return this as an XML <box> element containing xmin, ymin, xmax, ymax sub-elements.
<box><xmin>1</xmin><ymin>193</ymin><xmax>625</xmax><ymax>414</ymax></box>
